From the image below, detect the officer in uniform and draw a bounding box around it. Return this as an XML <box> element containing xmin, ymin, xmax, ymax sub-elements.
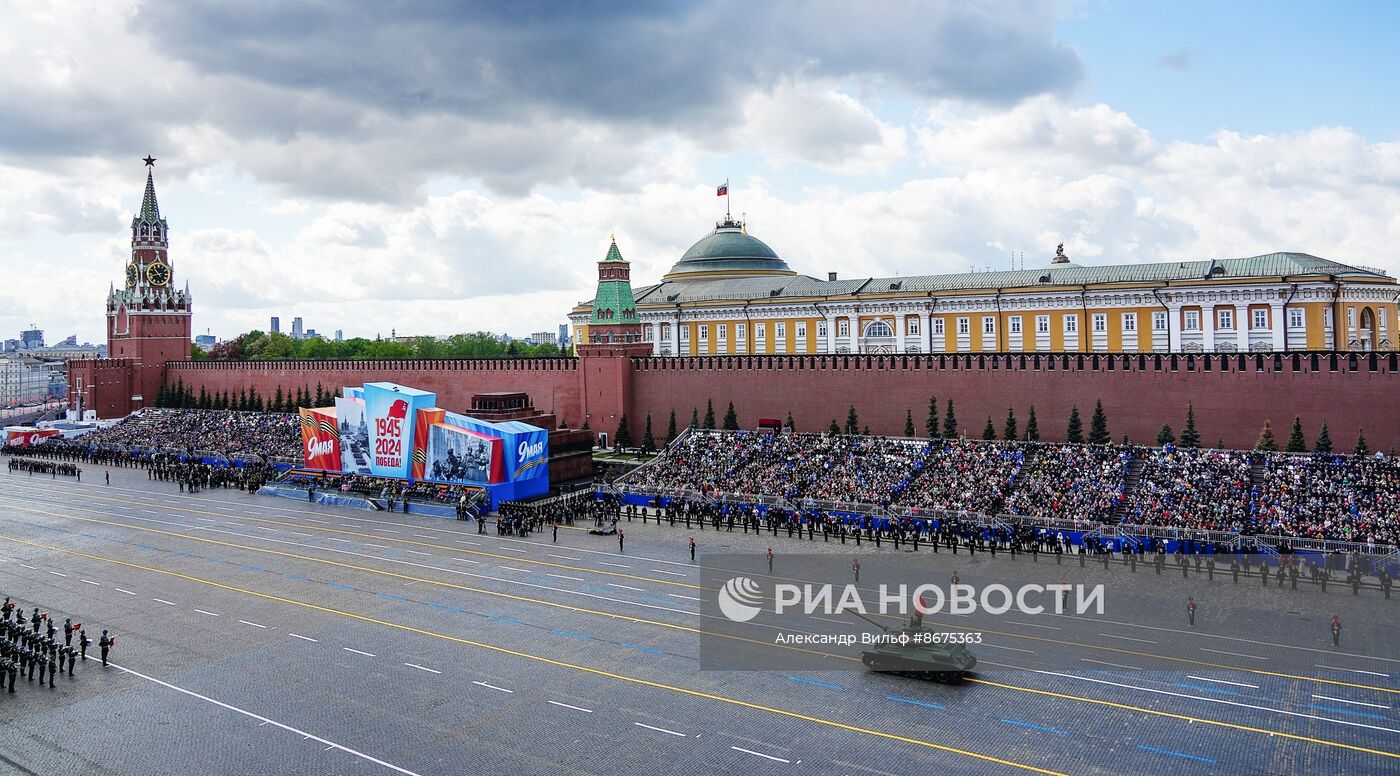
<box><xmin>689</xmin><ymin>537</ymin><xmax>696</xmax><ymax>562</ymax></box>
<box><xmin>80</xmin><ymin>629</ymin><xmax>91</xmax><ymax>661</ymax></box>
<box><xmin>767</xmin><ymin>547</ymin><xmax>773</xmax><ymax>573</ymax></box>
<box><xmin>1382</xmin><ymin>569</ymin><xmax>1393</xmax><ymax>600</ymax></box>
<box><xmin>98</xmin><ymin>630</ymin><xmax>114</xmax><ymax>666</ymax></box>
<box><xmin>852</xmin><ymin>558</ymin><xmax>860</xmax><ymax>583</ymax></box>
<box><xmin>63</xmin><ymin>618</ymin><xmax>74</xmax><ymax>646</ymax></box>
<box><xmin>1330</xmin><ymin>614</ymin><xmax>1341</xmax><ymax>647</ymax></box>
<box><xmin>1</xmin><ymin>597</ymin><xmax>13</xmax><ymax>621</ymax></box>
<box><xmin>1187</xmin><ymin>597</ymin><xmax>1197</xmax><ymax>627</ymax></box>
<box><xmin>1230</xmin><ymin>559</ymin><xmax>1240</xmax><ymax>583</ymax></box>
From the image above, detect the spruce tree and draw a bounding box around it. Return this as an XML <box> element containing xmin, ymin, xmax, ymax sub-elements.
<box><xmin>926</xmin><ymin>394</ymin><xmax>939</xmax><ymax>438</ymax></box>
<box><xmin>1355</xmin><ymin>429</ymin><xmax>1370</xmax><ymax>456</ymax></box>
<box><xmin>785</xmin><ymin>412</ymin><xmax>795</xmax><ymax>432</ymax></box>
<box><xmin>1088</xmin><ymin>400</ymin><xmax>1110</xmax><ymax>444</ymax></box>
<box><xmin>1255</xmin><ymin>420</ymin><xmax>1278</xmax><ymax>452</ymax></box>
<box><xmin>176</xmin><ymin>378</ymin><xmax>190</xmax><ymax>408</ymax></box>
<box><xmin>1024</xmin><ymin>406</ymin><xmax>1040</xmax><ymax>442</ymax></box>
<box><xmin>1216</xmin><ymin>437</ymin><xmax>1225</xmax><ymax>450</ymax></box>
<box><xmin>316</xmin><ymin>382</ymin><xmax>327</xmax><ymax>406</ymax></box>
<box><xmin>690</xmin><ymin>407</ymin><xmax>700</xmax><ymax>429</ymax></box>
<box><xmin>942</xmin><ymin>399</ymin><xmax>958</xmax><ymax>438</ymax></box>
<box><xmin>845</xmin><ymin>405</ymin><xmax>860</xmax><ymax>435</ymax></box>
<box><xmin>1314</xmin><ymin>421</ymin><xmax>1333</xmax><ymax>454</ymax></box>
<box><xmin>641</xmin><ymin>414</ymin><xmax>655</xmax><ymax>454</ymax></box>
<box><xmin>1156</xmin><ymin>424</ymin><xmax>1175</xmax><ymax>445</ymax></box>
<box><xmin>1179</xmin><ymin>402</ymin><xmax>1201</xmax><ymax>448</ymax></box>
<box><xmin>666</xmin><ymin>410</ymin><xmax>678</xmax><ymax>443</ymax></box>
<box><xmin>982</xmin><ymin>416</ymin><xmax>996</xmax><ymax>440</ymax></box>
<box><xmin>198</xmin><ymin>386</ymin><xmax>210</xmax><ymax>410</ymax></box>
<box><xmin>273</xmin><ymin>386</ymin><xmax>285</xmax><ymax>413</ymax></box>
<box><xmin>237</xmin><ymin>387</ymin><xmax>249</xmax><ymax>411</ymax></box>
<box><xmin>722</xmin><ymin>401</ymin><xmax>739</xmax><ymax>431</ymax></box>
<box><xmin>863</xmin><ymin>425</ymin><xmax>870</xmax><ymax>436</ymax></box>
<box><xmin>1065</xmin><ymin>406</ymin><xmax>1084</xmax><ymax>444</ymax></box>
<box><xmin>1003</xmin><ymin>408</ymin><xmax>1018</xmax><ymax>442</ymax></box>
<box><xmin>1285</xmin><ymin>417</ymin><xmax>1307</xmax><ymax>453</ymax></box>
<box><xmin>828</xmin><ymin>418</ymin><xmax>841</xmax><ymax>434</ymax></box>
<box><xmin>1121</xmin><ymin>434</ymin><xmax>1130</xmax><ymax>445</ymax></box>
<box><xmin>615</xmin><ymin>413</ymin><xmax>632</xmax><ymax>449</ymax></box>
<box><xmin>703</xmin><ymin>399</ymin><xmax>716</xmax><ymax>430</ymax></box>
<box><xmin>249</xmin><ymin>387</ymin><xmax>262</xmax><ymax>413</ymax></box>
<box><xmin>904</xmin><ymin>409</ymin><xmax>916</xmax><ymax>437</ymax></box>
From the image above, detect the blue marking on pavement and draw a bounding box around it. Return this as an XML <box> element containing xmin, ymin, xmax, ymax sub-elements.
<box><xmin>554</xmin><ymin>629</ymin><xmax>590</xmax><ymax>640</ymax></box>
<box><xmin>642</xmin><ymin>595</ymin><xmax>676</xmax><ymax>606</ymax></box>
<box><xmin>428</xmin><ymin>603</ymin><xmax>461</xmax><ymax>613</ymax></box>
<box><xmin>621</xmin><ymin>642</ymin><xmax>663</xmax><ymax>655</ymax></box>
<box><xmin>886</xmin><ymin>695</ymin><xmax>946</xmax><ymax>710</ymax></box>
<box><xmin>1308</xmin><ymin>703</ymin><xmax>1386</xmax><ymax>720</ymax></box>
<box><xmin>1174</xmin><ymin>682</ymin><xmax>1239</xmax><ymax>696</ymax></box>
<box><xmin>378</xmin><ymin>592</ymin><xmax>409</xmax><ymax>602</ymax></box>
<box><xmin>242</xmin><ymin>563</ymin><xmax>265</xmax><ymax>572</ymax></box>
<box><xmin>489</xmin><ymin>615</ymin><xmax>527</xmax><ymax>626</ymax></box>
<box><xmin>328</xmin><ymin>582</ymin><xmax>355</xmax><ymax>591</ymax></box>
<box><xmin>787</xmin><ymin>676</ymin><xmax>844</xmax><ymax>690</ymax></box>
<box><xmin>286</xmin><ymin>574</ymin><xmax>309</xmax><ymax>582</ymax></box>
<box><xmin>1000</xmin><ymin>719</ymin><xmax>1069</xmax><ymax>735</ymax></box>
<box><xmin>1136</xmin><ymin>745</ymin><xmax>1217</xmax><ymax>764</ymax></box>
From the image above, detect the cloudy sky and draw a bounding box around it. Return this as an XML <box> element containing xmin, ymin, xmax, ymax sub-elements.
<box><xmin>4</xmin><ymin>1</ymin><xmax>1399</xmax><ymax>345</ymax></box>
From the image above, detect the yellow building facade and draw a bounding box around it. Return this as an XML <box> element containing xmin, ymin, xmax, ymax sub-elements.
<box><xmin>572</xmin><ymin>217</ymin><xmax>1400</xmax><ymax>355</ymax></box>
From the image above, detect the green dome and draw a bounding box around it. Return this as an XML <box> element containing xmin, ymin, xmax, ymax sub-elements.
<box><xmin>665</xmin><ymin>218</ymin><xmax>794</xmax><ymax>279</ymax></box>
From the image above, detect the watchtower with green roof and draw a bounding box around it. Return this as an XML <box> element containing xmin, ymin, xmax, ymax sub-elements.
<box><xmin>585</xmin><ymin>234</ymin><xmax>642</xmax><ymax>342</ymax></box>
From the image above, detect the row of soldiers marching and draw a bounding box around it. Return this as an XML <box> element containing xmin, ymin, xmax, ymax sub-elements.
<box><xmin>1</xmin><ymin>596</ymin><xmax>114</xmax><ymax>694</ymax></box>
<box><xmin>7</xmin><ymin>457</ymin><xmax>82</xmax><ymax>479</ymax></box>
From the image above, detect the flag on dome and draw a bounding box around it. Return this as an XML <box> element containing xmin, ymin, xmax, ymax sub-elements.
<box><xmin>716</xmin><ymin>182</ymin><xmax>728</xmax><ymax>196</ymax></box>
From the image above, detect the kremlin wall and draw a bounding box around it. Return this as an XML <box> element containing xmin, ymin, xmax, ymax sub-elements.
<box><xmin>72</xmin><ymin>165</ymin><xmax>1400</xmax><ymax>452</ymax></box>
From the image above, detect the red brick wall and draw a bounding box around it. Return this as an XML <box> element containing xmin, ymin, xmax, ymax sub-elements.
<box><xmin>627</xmin><ymin>352</ymin><xmax>1400</xmax><ymax>451</ymax></box>
<box><xmin>68</xmin><ymin>359</ymin><xmax>135</xmax><ymax>419</ymax></box>
<box><xmin>166</xmin><ymin>359</ymin><xmax>585</xmax><ymax>427</ymax></box>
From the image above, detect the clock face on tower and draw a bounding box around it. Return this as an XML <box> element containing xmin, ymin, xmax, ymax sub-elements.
<box><xmin>126</xmin><ymin>262</ymin><xmax>139</xmax><ymax>288</ymax></box>
<box><xmin>146</xmin><ymin>261</ymin><xmax>171</xmax><ymax>287</ymax></box>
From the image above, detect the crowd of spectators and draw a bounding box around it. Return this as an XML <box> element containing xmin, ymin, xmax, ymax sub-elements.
<box><xmin>620</xmin><ymin>430</ymin><xmax>1400</xmax><ymax>544</ymax></box>
<box><xmin>66</xmin><ymin>409</ymin><xmax>300</xmax><ymax>460</ymax></box>
<box><xmin>1121</xmin><ymin>448</ymin><xmax>1256</xmax><ymax>533</ymax></box>
<box><xmin>1002</xmin><ymin>444</ymin><xmax>1129</xmax><ymax>523</ymax></box>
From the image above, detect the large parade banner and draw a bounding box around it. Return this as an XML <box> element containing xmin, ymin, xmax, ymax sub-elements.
<box><xmin>334</xmin><ymin>396</ymin><xmax>370</xmax><ymax>475</ymax></box>
<box><xmin>4</xmin><ymin>428</ymin><xmax>62</xmax><ymax>446</ymax></box>
<box><xmin>299</xmin><ymin>407</ymin><xmax>340</xmax><ymax>470</ymax></box>
<box><xmin>363</xmin><ymin>383</ymin><xmax>435</xmax><ymax>479</ymax></box>
<box><xmin>443</xmin><ymin>412</ymin><xmax>549</xmax><ymax>485</ymax></box>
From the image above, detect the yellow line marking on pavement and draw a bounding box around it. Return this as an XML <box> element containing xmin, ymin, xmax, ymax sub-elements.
<box><xmin>967</xmin><ymin>678</ymin><xmax>1400</xmax><ymax>761</ymax></box>
<box><xmin>0</xmin><ymin>533</ymin><xmax>1062</xmax><ymax>776</ymax></box>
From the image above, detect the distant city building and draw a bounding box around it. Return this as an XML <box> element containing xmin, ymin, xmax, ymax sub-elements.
<box><xmin>558</xmin><ymin>324</ymin><xmax>570</xmax><ymax>348</ymax></box>
<box><xmin>2</xmin><ymin>339</ymin><xmax>18</xmax><ymax>352</ymax></box>
<box><xmin>270</xmin><ymin>316</ymin><xmax>280</xmax><ymax>334</ymax></box>
<box><xmin>530</xmin><ymin>331</ymin><xmax>558</xmax><ymax>345</ymax></box>
<box><xmin>292</xmin><ymin>317</ymin><xmax>304</xmax><ymax>340</ymax></box>
<box><xmin>20</xmin><ymin>328</ymin><xmax>44</xmax><ymax>349</ymax></box>
<box><xmin>194</xmin><ymin>334</ymin><xmax>217</xmax><ymax>348</ymax></box>
<box><xmin>0</xmin><ymin>355</ymin><xmax>66</xmax><ymax>405</ymax></box>
<box><xmin>335</xmin><ymin>329</ymin><xmax>344</xmax><ymax>341</ymax></box>
<box><xmin>304</xmin><ymin>329</ymin><xmax>320</xmax><ymax>339</ymax></box>
<box><xmin>58</xmin><ymin>334</ymin><xmax>78</xmax><ymax>346</ymax></box>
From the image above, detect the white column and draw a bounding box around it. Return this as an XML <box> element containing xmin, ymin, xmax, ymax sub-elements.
<box><xmin>1234</xmin><ymin>303</ymin><xmax>1249</xmax><ymax>351</ymax></box>
<box><xmin>919</xmin><ymin>311</ymin><xmax>932</xmax><ymax>352</ymax></box>
<box><xmin>1201</xmin><ymin>306</ymin><xmax>1216</xmax><ymax>352</ymax></box>
<box><xmin>650</xmin><ymin>322</ymin><xmax>662</xmax><ymax>355</ymax></box>
<box><xmin>1167</xmin><ymin>304</ymin><xmax>1183</xmax><ymax>352</ymax></box>
<box><xmin>895</xmin><ymin>313</ymin><xmax>907</xmax><ymax>353</ymax></box>
<box><xmin>1269</xmin><ymin>303</ymin><xmax>1285</xmax><ymax>351</ymax></box>
<box><xmin>824</xmin><ymin>313</ymin><xmax>838</xmax><ymax>353</ymax></box>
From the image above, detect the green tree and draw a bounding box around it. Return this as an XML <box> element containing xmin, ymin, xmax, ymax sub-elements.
<box><xmin>641</xmin><ymin>414</ymin><xmax>655</xmax><ymax>454</ymax></box>
<box><xmin>942</xmin><ymin>399</ymin><xmax>958</xmax><ymax>437</ymax></box>
<box><xmin>904</xmin><ymin>409</ymin><xmax>916</xmax><ymax>437</ymax></box>
<box><xmin>785</xmin><ymin>412</ymin><xmax>795</xmax><ymax>432</ymax></box>
<box><xmin>981</xmin><ymin>416</ymin><xmax>997</xmax><ymax>440</ymax></box>
<box><xmin>722</xmin><ymin>401</ymin><xmax>739</xmax><ymax>431</ymax></box>
<box><xmin>1156</xmin><ymin>424</ymin><xmax>1175</xmax><ymax>445</ymax></box>
<box><xmin>1285</xmin><ymin>417</ymin><xmax>1307</xmax><ymax>453</ymax></box>
<box><xmin>248</xmin><ymin>387</ymin><xmax>262</xmax><ymax>413</ymax></box>
<box><xmin>1088</xmin><ymin>400</ymin><xmax>1110</xmax><ymax>444</ymax></box>
<box><xmin>1179</xmin><ymin>402</ymin><xmax>1201</xmax><ymax>448</ymax></box>
<box><xmin>926</xmin><ymin>394</ymin><xmax>940</xmax><ymax>438</ymax></box>
<box><xmin>845</xmin><ymin>405</ymin><xmax>860</xmax><ymax>435</ymax></box>
<box><xmin>1255</xmin><ymin>420</ymin><xmax>1278</xmax><ymax>452</ymax></box>
<box><xmin>190</xmin><ymin>343</ymin><xmax>208</xmax><ymax>360</ymax></box>
<box><xmin>828</xmin><ymin>418</ymin><xmax>841</xmax><ymax>434</ymax></box>
<box><xmin>1065</xmin><ymin>406</ymin><xmax>1084</xmax><ymax>444</ymax></box>
<box><xmin>1216</xmin><ymin>437</ymin><xmax>1225</xmax><ymax>450</ymax></box>
<box><xmin>1314</xmin><ymin>421</ymin><xmax>1333</xmax><ymax>454</ymax></box>
<box><xmin>1003</xmin><ymin>408</ymin><xmax>1018</xmax><ymax>442</ymax></box>
<box><xmin>703</xmin><ymin>399</ymin><xmax>716</xmax><ymax>430</ymax></box>
<box><xmin>273</xmin><ymin>385</ymin><xmax>285</xmax><ymax>413</ymax></box>
<box><xmin>1355</xmin><ymin>429</ymin><xmax>1370</xmax><ymax>456</ymax></box>
<box><xmin>614</xmin><ymin>414</ymin><xmax>632</xmax><ymax>449</ymax></box>
<box><xmin>666</xmin><ymin>410</ymin><xmax>678</xmax><ymax>443</ymax></box>
<box><xmin>1024</xmin><ymin>406</ymin><xmax>1040</xmax><ymax>442</ymax></box>
<box><xmin>690</xmin><ymin>407</ymin><xmax>700</xmax><ymax>429</ymax></box>
<box><xmin>198</xmin><ymin>386</ymin><xmax>210</xmax><ymax>410</ymax></box>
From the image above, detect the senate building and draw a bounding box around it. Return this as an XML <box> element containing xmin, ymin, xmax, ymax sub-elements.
<box><xmin>570</xmin><ymin>215</ymin><xmax>1399</xmax><ymax>356</ymax></box>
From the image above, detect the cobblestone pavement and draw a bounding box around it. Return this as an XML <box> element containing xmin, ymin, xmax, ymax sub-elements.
<box><xmin>0</xmin><ymin>460</ymin><xmax>1396</xmax><ymax>775</ymax></box>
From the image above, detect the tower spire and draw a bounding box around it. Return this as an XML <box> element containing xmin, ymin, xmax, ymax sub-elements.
<box><xmin>139</xmin><ymin>166</ymin><xmax>161</xmax><ymax>223</ymax></box>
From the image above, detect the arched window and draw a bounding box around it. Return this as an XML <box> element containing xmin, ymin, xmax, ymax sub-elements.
<box><xmin>863</xmin><ymin>320</ymin><xmax>894</xmax><ymax>338</ymax></box>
